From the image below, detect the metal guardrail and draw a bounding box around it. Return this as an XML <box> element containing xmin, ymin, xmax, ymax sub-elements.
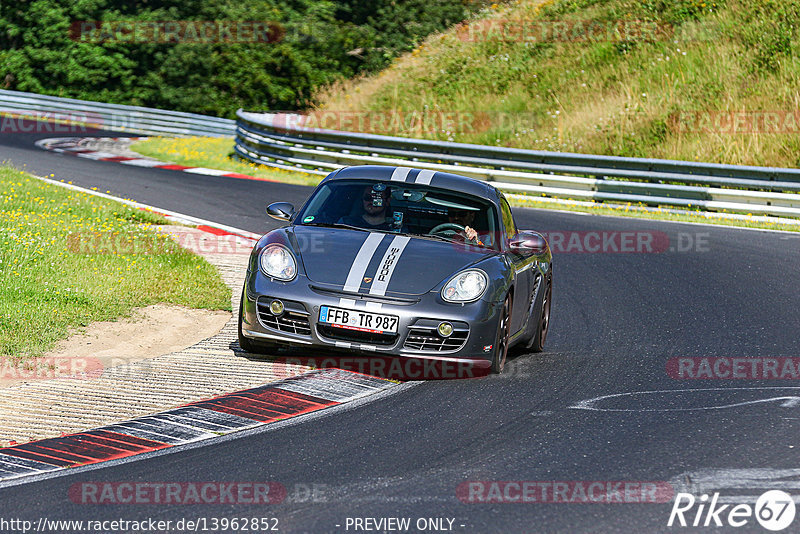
<box><xmin>235</xmin><ymin>110</ymin><xmax>800</xmax><ymax>218</ymax></box>
<box><xmin>0</xmin><ymin>89</ymin><xmax>235</xmax><ymax>137</ymax></box>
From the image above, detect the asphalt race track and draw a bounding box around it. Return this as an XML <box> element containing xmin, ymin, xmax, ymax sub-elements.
<box><xmin>2</xmin><ymin>123</ymin><xmax>800</xmax><ymax>533</ymax></box>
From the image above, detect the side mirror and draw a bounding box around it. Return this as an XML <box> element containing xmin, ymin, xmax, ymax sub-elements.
<box><xmin>267</xmin><ymin>202</ymin><xmax>295</xmax><ymax>221</ymax></box>
<box><xmin>509</xmin><ymin>231</ymin><xmax>548</xmax><ymax>256</ymax></box>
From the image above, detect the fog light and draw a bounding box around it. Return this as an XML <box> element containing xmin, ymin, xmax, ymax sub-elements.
<box><xmin>437</xmin><ymin>322</ymin><xmax>454</xmax><ymax>338</ymax></box>
<box><xmin>270</xmin><ymin>300</ymin><xmax>284</xmax><ymax>315</ymax></box>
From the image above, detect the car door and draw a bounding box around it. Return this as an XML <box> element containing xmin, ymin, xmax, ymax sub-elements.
<box><xmin>499</xmin><ymin>195</ymin><xmax>533</xmax><ymax>335</ymax></box>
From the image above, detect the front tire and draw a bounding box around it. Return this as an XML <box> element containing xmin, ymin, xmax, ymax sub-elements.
<box><xmin>529</xmin><ymin>275</ymin><xmax>552</xmax><ymax>353</ymax></box>
<box><xmin>491</xmin><ymin>296</ymin><xmax>511</xmax><ymax>374</ymax></box>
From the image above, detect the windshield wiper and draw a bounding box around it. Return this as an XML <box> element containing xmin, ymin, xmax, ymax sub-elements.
<box><xmin>415</xmin><ymin>233</ymin><xmax>495</xmax><ymax>250</ymax></box>
<box><xmin>301</xmin><ymin>222</ymin><xmax>370</xmax><ymax>232</ymax></box>
<box><xmin>414</xmin><ymin>233</ymin><xmax>467</xmax><ymax>244</ymax></box>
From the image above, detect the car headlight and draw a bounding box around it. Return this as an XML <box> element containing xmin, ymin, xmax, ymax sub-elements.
<box><xmin>441</xmin><ymin>269</ymin><xmax>488</xmax><ymax>303</ymax></box>
<box><xmin>259</xmin><ymin>244</ymin><xmax>297</xmax><ymax>281</ymax></box>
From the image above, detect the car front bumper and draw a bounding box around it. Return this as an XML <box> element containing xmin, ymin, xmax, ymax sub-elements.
<box><xmin>240</xmin><ymin>270</ymin><xmax>502</xmax><ymax>378</ymax></box>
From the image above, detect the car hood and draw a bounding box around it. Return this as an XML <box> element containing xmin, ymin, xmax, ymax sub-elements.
<box><xmin>291</xmin><ymin>226</ymin><xmax>498</xmax><ymax>297</ymax></box>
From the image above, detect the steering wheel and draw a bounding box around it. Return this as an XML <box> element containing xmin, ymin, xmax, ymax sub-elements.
<box><xmin>428</xmin><ymin>222</ymin><xmax>466</xmax><ymax>239</ymax></box>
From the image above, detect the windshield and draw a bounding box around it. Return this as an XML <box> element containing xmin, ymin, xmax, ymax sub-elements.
<box><xmin>294</xmin><ymin>179</ymin><xmax>500</xmax><ymax>250</ymax></box>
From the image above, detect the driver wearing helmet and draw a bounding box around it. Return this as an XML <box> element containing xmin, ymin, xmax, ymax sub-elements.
<box><xmin>339</xmin><ymin>184</ymin><xmax>406</xmax><ymax>232</ymax></box>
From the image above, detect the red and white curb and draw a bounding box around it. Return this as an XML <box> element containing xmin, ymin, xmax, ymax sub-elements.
<box><xmin>0</xmin><ymin>370</ymin><xmax>394</xmax><ymax>483</ymax></box>
<box><xmin>35</xmin><ymin>137</ymin><xmax>271</xmax><ymax>182</ymax></box>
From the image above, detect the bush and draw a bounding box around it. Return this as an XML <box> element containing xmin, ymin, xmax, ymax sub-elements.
<box><xmin>0</xmin><ymin>0</ymin><xmax>486</xmax><ymax>116</ymax></box>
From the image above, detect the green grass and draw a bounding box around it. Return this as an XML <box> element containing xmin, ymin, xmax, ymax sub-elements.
<box><xmin>131</xmin><ymin>136</ymin><xmax>322</xmax><ymax>186</ymax></box>
<box><xmin>317</xmin><ymin>0</ymin><xmax>800</xmax><ymax>168</ymax></box>
<box><xmin>0</xmin><ymin>165</ymin><xmax>231</xmax><ymax>360</ymax></box>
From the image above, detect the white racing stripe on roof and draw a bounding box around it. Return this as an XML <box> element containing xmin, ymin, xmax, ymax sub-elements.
<box><xmin>369</xmin><ymin>235</ymin><xmax>411</xmax><ymax>297</ymax></box>
<box><xmin>343</xmin><ymin>233</ymin><xmax>385</xmax><ymax>293</ymax></box>
<box><xmin>390</xmin><ymin>167</ymin><xmax>412</xmax><ymax>182</ymax></box>
<box><xmin>415</xmin><ymin>170</ymin><xmax>436</xmax><ymax>185</ymax></box>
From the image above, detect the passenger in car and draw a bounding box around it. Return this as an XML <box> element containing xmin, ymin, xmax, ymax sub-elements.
<box><xmin>446</xmin><ymin>208</ymin><xmax>486</xmax><ymax>246</ymax></box>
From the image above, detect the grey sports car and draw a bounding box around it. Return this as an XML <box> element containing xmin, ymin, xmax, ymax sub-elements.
<box><xmin>238</xmin><ymin>165</ymin><xmax>552</xmax><ymax>377</ymax></box>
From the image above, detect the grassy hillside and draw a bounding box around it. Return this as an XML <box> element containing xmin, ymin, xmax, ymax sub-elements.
<box><xmin>317</xmin><ymin>0</ymin><xmax>800</xmax><ymax>168</ymax></box>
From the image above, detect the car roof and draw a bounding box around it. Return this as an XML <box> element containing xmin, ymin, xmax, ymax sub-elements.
<box><xmin>322</xmin><ymin>165</ymin><xmax>502</xmax><ymax>205</ymax></box>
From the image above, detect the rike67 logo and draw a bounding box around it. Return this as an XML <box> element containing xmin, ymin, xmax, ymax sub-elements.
<box><xmin>668</xmin><ymin>491</ymin><xmax>796</xmax><ymax>531</ymax></box>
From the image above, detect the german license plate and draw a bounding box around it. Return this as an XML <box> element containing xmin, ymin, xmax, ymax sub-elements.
<box><xmin>319</xmin><ymin>306</ymin><xmax>399</xmax><ymax>334</ymax></box>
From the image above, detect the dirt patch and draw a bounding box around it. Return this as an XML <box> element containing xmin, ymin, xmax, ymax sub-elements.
<box><xmin>0</xmin><ymin>304</ymin><xmax>230</xmax><ymax>388</ymax></box>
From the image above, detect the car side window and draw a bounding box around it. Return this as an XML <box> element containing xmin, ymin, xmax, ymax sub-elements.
<box><xmin>500</xmin><ymin>196</ymin><xmax>517</xmax><ymax>241</ymax></box>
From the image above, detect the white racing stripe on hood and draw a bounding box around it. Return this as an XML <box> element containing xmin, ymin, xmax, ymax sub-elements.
<box><xmin>369</xmin><ymin>235</ymin><xmax>411</xmax><ymax>296</ymax></box>
<box><xmin>343</xmin><ymin>233</ymin><xmax>385</xmax><ymax>293</ymax></box>
<box><xmin>338</xmin><ymin>298</ymin><xmax>383</xmax><ymax>311</ymax></box>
